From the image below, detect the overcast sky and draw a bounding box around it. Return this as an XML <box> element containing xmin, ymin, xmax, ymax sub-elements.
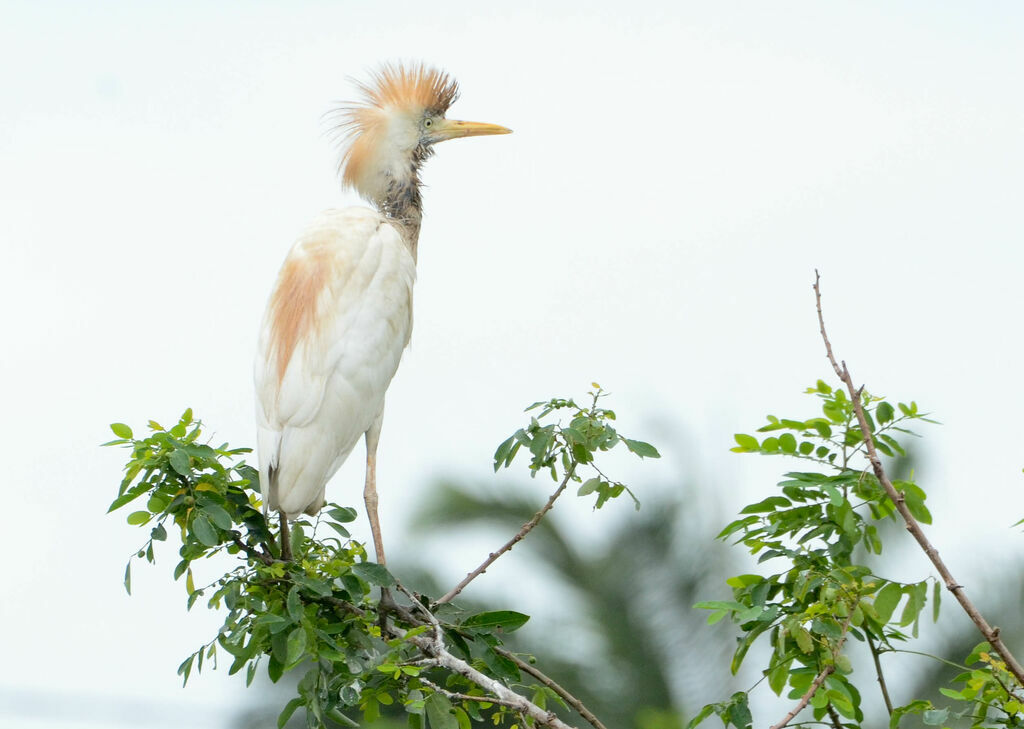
<box><xmin>3</xmin><ymin>2</ymin><xmax>1023</xmax><ymax>726</ymax></box>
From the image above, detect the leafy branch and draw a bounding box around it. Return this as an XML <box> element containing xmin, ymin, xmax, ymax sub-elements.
<box><xmin>814</xmin><ymin>270</ymin><xmax>1024</xmax><ymax>690</ymax></box>
<box><xmin>688</xmin><ymin>274</ymin><xmax>1023</xmax><ymax>729</ymax></box>
<box><xmin>106</xmin><ymin>387</ymin><xmax>658</xmax><ymax>729</ymax></box>
<box><xmin>436</xmin><ymin>386</ymin><xmax>658</xmax><ymax>607</ymax></box>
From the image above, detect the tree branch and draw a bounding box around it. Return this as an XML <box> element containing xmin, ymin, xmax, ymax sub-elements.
<box><xmin>494</xmin><ymin>647</ymin><xmax>609</xmax><ymax>729</ymax></box>
<box><xmin>814</xmin><ymin>271</ymin><xmax>1024</xmax><ymax>688</ymax></box>
<box><xmin>825</xmin><ymin>702</ymin><xmax>844</xmax><ymax>729</ymax></box>
<box><xmin>229</xmin><ymin>530</ymin><xmax>274</xmax><ymax>565</ymax></box>
<box><xmin>434</xmin><ymin>463</ymin><xmax>577</xmax><ymax>606</ymax></box>
<box><xmin>770</xmin><ymin>666</ymin><xmax>834</xmax><ymax>729</ymax></box>
<box><xmin>495</xmin><ymin>651</ymin><xmax>606</xmax><ymax>729</ymax></box>
<box><xmin>770</xmin><ymin>614</ymin><xmax>851</xmax><ymax>729</ymax></box>
<box><xmin>865</xmin><ymin>631</ymin><xmax>894</xmax><ymax>717</ymax></box>
<box><xmin>381</xmin><ymin>588</ymin><xmax>580</xmax><ymax>729</ymax></box>
<box><xmin>419</xmin><ymin>677</ymin><xmax>525</xmax><ymax>710</ymax></box>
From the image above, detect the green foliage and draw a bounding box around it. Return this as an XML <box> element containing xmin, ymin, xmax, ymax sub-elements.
<box><xmin>493</xmin><ymin>384</ymin><xmax>658</xmax><ymax>510</ymax></box>
<box><xmin>690</xmin><ymin>379</ymin><xmax>1023</xmax><ymax>728</ymax></box>
<box><xmin>107</xmin><ymin>389</ymin><xmax>656</xmax><ymax>729</ymax></box>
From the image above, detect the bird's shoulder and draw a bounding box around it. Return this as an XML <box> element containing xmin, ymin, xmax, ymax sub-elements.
<box><xmin>299</xmin><ymin>206</ymin><xmax>405</xmax><ymax>252</ymax></box>
<box><xmin>255</xmin><ymin>206</ymin><xmax>415</xmax><ymax>408</ymax></box>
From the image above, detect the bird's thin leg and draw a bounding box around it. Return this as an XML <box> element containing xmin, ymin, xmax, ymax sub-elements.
<box><xmin>279</xmin><ymin>510</ymin><xmax>292</xmax><ymax>562</ymax></box>
<box><xmin>364</xmin><ymin>411</ymin><xmax>387</xmax><ymax>565</ymax></box>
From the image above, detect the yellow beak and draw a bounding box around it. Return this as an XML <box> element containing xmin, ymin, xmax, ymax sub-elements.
<box><xmin>433</xmin><ymin>119</ymin><xmax>512</xmax><ymax>142</ymax></box>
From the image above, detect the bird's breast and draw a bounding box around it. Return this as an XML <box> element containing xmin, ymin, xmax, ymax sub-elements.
<box><xmin>256</xmin><ymin>207</ymin><xmax>416</xmax><ymax>430</ymax></box>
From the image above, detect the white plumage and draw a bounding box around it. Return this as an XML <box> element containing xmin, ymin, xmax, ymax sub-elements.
<box><xmin>253</xmin><ymin>63</ymin><xmax>509</xmax><ymax>562</ymax></box>
<box><xmin>255</xmin><ymin>208</ymin><xmax>415</xmax><ymax>517</ymax></box>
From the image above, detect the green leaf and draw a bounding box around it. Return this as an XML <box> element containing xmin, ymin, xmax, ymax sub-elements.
<box><xmin>107</xmin><ymin>486</ymin><xmax>149</xmax><ymax>513</ymax></box>
<box><xmin>287</xmin><ymin>584</ymin><xmax>303</xmax><ymax>622</ymax></box>
<box><xmin>794</xmin><ymin>625</ymin><xmax>813</xmax><ymax>654</ymax></box>
<box><xmin>425</xmin><ymin>693</ymin><xmax>458</xmax><ymax>729</ymax></box>
<box><xmin>740</xmin><ymin>496</ymin><xmax>791</xmax><ymax>514</ymax></box>
<box><xmin>876</xmin><ymin>401</ymin><xmax>895</xmax><ymax>424</ymax></box>
<box><xmin>126</xmin><ymin>510</ymin><xmax>150</xmax><ymax>526</ymax></box>
<box><xmin>724</xmin><ymin>692</ymin><xmax>752</xmax><ymax>729</ymax></box>
<box><xmin>123</xmin><ymin>562</ymin><xmax>132</xmax><ymax>595</ymax></box>
<box><xmin>694</xmin><ymin>600</ymin><xmax>745</xmax><ymax>611</ymax></box>
<box><xmin>461</xmin><ymin>610</ymin><xmax>530</xmax><ymax>633</ymax></box>
<box><xmin>493</xmin><ymin>435</ymin><xmax>516</xmax><ymax>471</ymax></box>
<box><xmin>168</xmin><ymin>449</ymin><xmax>191</xmax><ymax>476</ymax></box>
<box><xmin>324</xmin><ymin>522</ymin><xmax>350</xmax><ymax>539</ymax></box>
<box><xmin>191</xmin><ymin>514</ymin><xmax>219</xmax><ymax>547</ymax></box>
<box><xmin>873</xmin><ymin>583</ymin><xmax>903</xmax><ymax>624</ymax></box>
<box><xmin>177</xmin><ymin>653</ymin><xmax>195</xmax><ymax>686</ymax></box>
<box><xmin>277</xmin><ymin>697</ymin><xmax>303</xmax><ymax>729</ymax></box>
<box><xmin>733</xmin><ymin>434</ymin><xmax>759</xmax><ymax>451</ymax></box>
<box><xmin>685</xmin><ymin>704</ymin><xmax>716</xmax><ymax>729</ymax></box>
<box><xmin>352</xmin><ymin>562</ymin><xmax>396</xmax><ymax>587</ymax></box>
<box><xmin>293</xmin><ymin>574</ymin><xmax>333</xmax><ymax>597</ymax></box>
<box><xmin>778</xmin><ymin>433</ymin><xmax>797</xmax><ymax>453</ymax></box>
<box><xmin>255</xmin><ymin>613</ymin><xmax>292</xmax><ymax>634</ymax></box>
<box><xmin>110</xmin><ymin>422</ymin><xmax>133</xmax><ymax>439</ymax></box>
<box><xmin>202</xmin><ymin>503</ymin><xmax>233</xmax><ymax>530</ymax></box>
<box><xmin>922</xmin><ymin>708</ymin><xmax>949</xmax><ymax>725</ymax></box>
<box><xmin>767</xmin><ymin>656</ymin><xmax>792</xmax><ymax>695</ymax></box>
<box><xmin>326</xmin><ymin>506</ymin><xmax>358</xmax><ymax>523</ymax></box>
<box><xmin>285</xmin><ymin>626</ymin><xmax>306</xmax><ymax>666</ymax></box>
<box><xmin>932</xmin><ymin>580</ymin><xmax>941</xmax><ymax>622</ymax></box>
<box><xmin>577</xmin><ymin>477</ymin><xmax>601</xmax><ymax>496</ymax></box>
<box><xmin>622</xmin><ymin>438</ymin><xmax>660</xmax><ymax>458</ymax></box>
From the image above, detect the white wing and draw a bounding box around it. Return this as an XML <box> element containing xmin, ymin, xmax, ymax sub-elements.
<box><xmin>254</xmin><ymin>207</ymin><xmax>415</xmax><ymax>517</ymax></box>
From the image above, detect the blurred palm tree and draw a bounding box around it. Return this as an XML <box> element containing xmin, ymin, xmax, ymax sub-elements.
<box><xmin>404</xmin><ymin>469</ymin><xmax>738</xmax><ymax>729</ymax></box>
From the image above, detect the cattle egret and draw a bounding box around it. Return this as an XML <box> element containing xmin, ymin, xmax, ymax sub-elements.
<box><xmin>254</xmin><ymin>63</ymin><xmax>510</xmax><ymax>563</ymax></box>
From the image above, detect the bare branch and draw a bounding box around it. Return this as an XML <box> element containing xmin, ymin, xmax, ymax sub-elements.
<box><xmin>813</xmin><ymin>272</ymin><xmax>1024</xmax><ymax>688</ymax></box>
<box><xmin>419</xmin><ymin>677</ymin><xmax>524</xmax><ymax>710</ymax></box>
<box><xmin>865</xmin><ymin>631</ymin><xmax>894</xmax><ymax>717</ymax></box>
<box><xmin>495</xmin><ymin>647</ymin><xmax>609</xmax><ymax>729</ymax></box>
<box><xmin>435</xmin><ymin>463</ymin><xmax>577</xmax><ymax>606</ymax></box>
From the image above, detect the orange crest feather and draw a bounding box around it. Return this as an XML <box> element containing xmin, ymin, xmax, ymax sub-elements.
<box><xmin>329</xmin><ymin>63</ymin><xmax>460</xmax><ymax>190</ymax></box>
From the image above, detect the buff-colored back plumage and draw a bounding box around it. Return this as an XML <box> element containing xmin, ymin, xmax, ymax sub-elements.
<box><xmin>332</xmin><ymin>63</ymin><xmax>459</xmax><ymax>192</ymax></box>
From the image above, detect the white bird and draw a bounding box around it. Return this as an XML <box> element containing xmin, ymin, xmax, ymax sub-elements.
<box><xmin>254</xmin><ymin>63</ymin><xmax>510</xmax><ymax>563</ymax></box>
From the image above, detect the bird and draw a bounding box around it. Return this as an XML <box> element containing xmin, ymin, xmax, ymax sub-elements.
<box><xmin>254</xmin><ymin>62</ymin><xmax>510</xmax><ymax>564</ymax></box>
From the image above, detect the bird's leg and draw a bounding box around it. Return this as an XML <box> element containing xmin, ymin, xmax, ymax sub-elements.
<box><xmin>364</xmin><ymin>420</ymin><xmax>387</xmax><ymax>566</ymax></box>
<box><xmin>279</xmin><ymin>510</ymin><xmax>292</xmax><ymax>562</ymax></box>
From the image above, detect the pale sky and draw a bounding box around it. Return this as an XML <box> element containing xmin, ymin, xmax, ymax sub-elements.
<box><xmin>3</xmin><ymin>2</ymin><xmax>1023</xmax><ymax>726</ymax></box>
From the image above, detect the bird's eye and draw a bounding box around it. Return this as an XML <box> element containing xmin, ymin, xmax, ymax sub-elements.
<box><xmin>423</xmin><ymin>118</ymin><xmax>433</xmax><ymax>128</ymax></box>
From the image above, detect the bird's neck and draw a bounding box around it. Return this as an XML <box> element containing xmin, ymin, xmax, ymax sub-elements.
<box><xmin>373</xmin><ymin>174</ymin><xmax>423</xmax><ymax>260</ymax></box>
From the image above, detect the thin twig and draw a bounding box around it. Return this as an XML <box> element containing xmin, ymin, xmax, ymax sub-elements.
<box><xmin>825</xmin><ymin>703</ymin><xmax>843</xmax><ymax>729</ymax></box>
<box><xmin>495</xmin><ymin>647</ymin><xmax>609</xmax><ymax>729</ymax></box>
<box><xmin>229</xmin><ymin>531</ymin><xmax>274</xmax><ymax>565</ymax></box>
<box><xmin>770</xmin><ymin>666</ymin><xmax>835</xmax><ymax>729</ymax></box>
<box><xmin>769</xmin><ymin>615</ymin><xmax>851</xmax><ymax>729</ymax></box>
<box><xmin>419</xmin><ymin>677</ymin><xmax>524</xmax><ymax>710</ymax></box>
<box><xmin>865</xmin><ymin>631</ymin><xmax>894</xmax><ymax>717</ymax></box>
<box><xmin>434</xmin><ymin>463</ymin><xmax>577</xmax><ymax>606</ymax></box>
<box><xmin>813</xmin><ymin>271</ymin><xmax>1024</xmax><ymax>688</ymax></box>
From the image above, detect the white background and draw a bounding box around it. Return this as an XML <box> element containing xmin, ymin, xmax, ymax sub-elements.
<box><xmin>3</xmin><ymin>1</ymin><xmax>1023</xmax><ymax>726</ymax></box>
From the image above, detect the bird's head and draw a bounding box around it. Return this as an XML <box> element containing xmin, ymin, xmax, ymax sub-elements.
<box><xmin>332</xmin><ymin>63</ymin><xmax>511</xmax><ymax>207</ymax></box>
